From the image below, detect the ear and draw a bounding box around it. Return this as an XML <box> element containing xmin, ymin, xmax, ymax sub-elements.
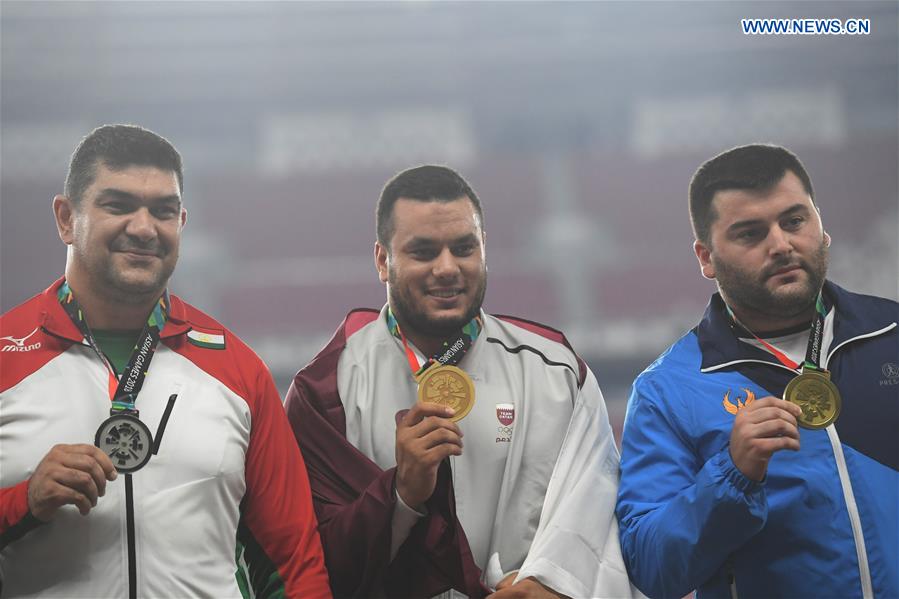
<box><xmin>53</xmin><ymin>195</ymin><xmax>76</xmax><ymax>245</ymax></box>
<box><xmin>693</xmin><ymin>239</ymin><xmax>715</xmax><ymax>280</ymax></box>
<box><xmin>180</xmin><ymin>207</ymin><xmax>188</xmax><ymax>230</ymax></box>
<box><xmin>374</xmin><ymin>241</ymin><xmax>389</xmax><ymax>284</ymax></box>
<box><xmin>823</xmin><ymin>230</ymin><xmax>831</xmax><ymax>247</ymax></box>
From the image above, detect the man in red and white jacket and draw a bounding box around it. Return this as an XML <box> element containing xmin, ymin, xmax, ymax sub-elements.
<box><xmin>0</xmin><ymin>124</ymin><xmax>331</xmax><ymax>598</ymax></box>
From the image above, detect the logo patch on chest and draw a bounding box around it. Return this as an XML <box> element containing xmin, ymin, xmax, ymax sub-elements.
<box><xmin>1</xmin><ymin>327</ymin><xmax>42</xmax><ymax>352</ymax></box>
<box><xmin>496</xmin><ymin>403</ymin><xmax>514</xmax><ymax>442</ymax></box>
<box><xmin>881</xmin><ymin>362</ymin><xmax>899</xmax><ymax>386</ymax></box>
<box><xmin>722</xmin><ymin>388</ymin><xmax>756</xmax><ymax>415</ymax></box>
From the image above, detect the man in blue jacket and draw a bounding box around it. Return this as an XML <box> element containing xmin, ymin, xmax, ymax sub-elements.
<box><xmin>616</xmin><ymin>144</ymin><xmax>898</xmax><ymax>599</ymax></box>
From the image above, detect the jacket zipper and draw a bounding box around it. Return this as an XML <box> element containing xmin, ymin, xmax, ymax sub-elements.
<box><xmin>126</xmin><ymin>474</ymin><xmax>137</xmax><ymax>599</ymax></box>
<box><xmin>820</xmin><ymin>325</ymin><xmax>893</xmax><ymax>599</ymax></box>
<box><xmin>825</xmin><ymin>426</ymin><xmax>873</xmax><ymax>598</ymax></box>
<box><xmin>726</xmin><ymin>559</ymin><xmax>739</xmax><ymax>599</ymax></box>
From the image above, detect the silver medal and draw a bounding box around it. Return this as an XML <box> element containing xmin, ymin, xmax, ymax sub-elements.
<box><xmin>95</xmin><ymin>413</ymin><xmax>153</xmax><ymax>473</ymax></box>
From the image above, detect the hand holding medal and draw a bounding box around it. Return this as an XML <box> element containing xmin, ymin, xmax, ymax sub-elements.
<box><xmin>388</xmin><ymin>308</ymin><xmax>479</xmax><ymax>508</ymax></box>
<box><xmin>729</xmin><ymin>396</ymin><xmax>803</xmax><ymax>482</ymax></box>
<box><xmin>394</xmin><ymin>402</ymin><xmax>464</xmax><ymax>509</ymax></box>
<box><xmin>26</xmin><ymin>444</ymin><xmax>118</xmax><ymax>521</ymax></box>
<box><xmin>728</xmin><ymin>293</ymin><xmax>841</xmax><ymax>429</ymax></box>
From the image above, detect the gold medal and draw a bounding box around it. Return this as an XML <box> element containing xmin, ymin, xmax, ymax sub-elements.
<box><xmin>417</xmin><ymin>365</ymin><xmax>475</xmax><ymax>422</ymax></box>
<box><xmin>784</xmin><ymin>370</ymin><xmax>842</xmax><ymax>429</ymax></box>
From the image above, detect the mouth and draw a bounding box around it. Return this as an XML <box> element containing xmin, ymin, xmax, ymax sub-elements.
<box><xmin>117</xmin><ymin>249</ymin><xmax>161</xmax><ymax>261</ymax></box>
<box><xmin>767</xmin><ymin>264</ymin><xmax>803</xmax><ymax>279</ymax></box>
<box><xmin>427</xmin><ymin>287</ymin><xmax>464</xmax><ymax>301</ymax></box>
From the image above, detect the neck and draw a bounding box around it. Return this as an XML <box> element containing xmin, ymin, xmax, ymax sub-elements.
<box><xmin>389</xmin><ymin>306</ymin><xmax>452</xmax><ymax>358</ymax></box>
<box><xmin>403</xmin><ymin>330</ymin><xmax>447</xmax><ymax>360</ymax></box>
<box><xmin>725</xmin><ymin>300</ymin><xmax>815</xmax><ymax>336</ymax></box>
<box><xmin>64</xmin><ymin>274</ymin><xmax>159</xmax><ymax>330</ymax></box>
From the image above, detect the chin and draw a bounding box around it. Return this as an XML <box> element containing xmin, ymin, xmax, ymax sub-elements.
<box><xmin>421</xmin><ymin>312</ymin><xmax>471</xmax><ymax>333</ymax></box>
<box><xmin>110</xmin><ymin>273</ymin><xmax>167</xmax><ymax>298</ymax></box>
<box><xmin>426</xmin><ymin>313</ymin><xmax>466</xmax><ymax>327</ymax></box>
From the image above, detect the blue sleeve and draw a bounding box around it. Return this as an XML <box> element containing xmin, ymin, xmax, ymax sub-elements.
<box><xmin>615</xmin><ymin>374</ymin><xmax>768</xmax><ymax>598</ymax></box>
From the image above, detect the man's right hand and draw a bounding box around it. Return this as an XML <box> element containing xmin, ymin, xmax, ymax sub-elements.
<box><xmin>27</xmin><ymin>444</ymin><xmax>118</xmax><ymax>521</ymax></box>
<box><xmin>729</xmin><ymin>396</ymin><xmax>803</xmax><ymax>482</ymax></box>
<box><xmin>395</xmin><ymin>402</ymin><xmax>464</xmax><ymax>509</ymax></box>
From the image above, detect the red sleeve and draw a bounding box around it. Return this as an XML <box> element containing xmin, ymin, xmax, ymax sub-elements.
<box><xmin>0</xmin><ymin>480</ymin><xmax>40</xmax><ymax>549</ymax></box>
<box><xmin>243</xmin><ymin>366</ymin><xmax>332</xmax><ymax>599</ymax></box>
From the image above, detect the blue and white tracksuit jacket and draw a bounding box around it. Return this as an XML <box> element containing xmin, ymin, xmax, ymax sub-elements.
<box><xmin>616</xmin><ymin>281</ymin><xmax>898</xmax><ymax>599</ymax></box>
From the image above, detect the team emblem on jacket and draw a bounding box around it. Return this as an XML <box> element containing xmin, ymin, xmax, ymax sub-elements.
<box><xmin>187</xmin><ymin>328</ymin><xmax>226</xmax><ymax>349</ymax></box>
<box><xmin>0</xmin><ymin>327</ymin><xmax>42</xmax><ymax>352</ymax></box>
<box><xmin>496</xmin><ymin>403</ymin><xmax>514</xmax><ymax>443</ymax></box>
<box><xmin>722</xmin><ymin>388</ymin><xmax>756</xmax><ymax>415</ymax></box>
<box><xmin>881</xmin><ymin>362</ymin><xmax>899</xmax><ymax>386</ymax></box>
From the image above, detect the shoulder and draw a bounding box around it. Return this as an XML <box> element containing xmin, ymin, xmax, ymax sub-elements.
<box><xmin>170</xmin><ymin>295</ymin><xmax>260</xmax><ymax>361</ymax></box>
<box><xmin>291</xmin><ymin>307</ymin><xmax>384</xmax><ymax>389</ymax></box>
<box><xmin>1</xmin><ymin>282</ymin><xmax>72</xmax><ymax>393</ymax></box>
<box><xmin>631</xmin><ymin>329</ymin><xmax>702</xmax><ymax>406</ymax></box>
<box><xmin>484</xmin><ymin>312</ymin><xmax>588</xmax><ymax>387</ymax></box>
<box><xmin>0</xmin><ymin>288</ymin><xmax>46</xmax><ymax>333</ymax></box>
<box><xmin>166</xmin><ymin>295</ymin><xmax>274</xmax><ymax>406</ymax></box>
<box><xmin>338</xmin><ymin>308</ymin><xmax>395</xmax><ymax>361</ymax></box>
<box><xmin>828</xmin><ymin>281</ymin><xmax>898</xmax><ymax>326</ymax></box>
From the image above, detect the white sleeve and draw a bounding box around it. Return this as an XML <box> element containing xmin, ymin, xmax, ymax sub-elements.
<box><xmin>389</xmin><ymin>488</ymin><xmax>427</xmax><ymax>561</ymax></box>
<box><xmin>514</xmin><ymin>369</ymin><xmax>643</xmax><ymax>599</ymax></box>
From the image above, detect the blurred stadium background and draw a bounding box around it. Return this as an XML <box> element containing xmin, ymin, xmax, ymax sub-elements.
<box><xmin>2</xmin><ymin>1</ymin><xmax>896</xmax><ymax>443</ymax></box>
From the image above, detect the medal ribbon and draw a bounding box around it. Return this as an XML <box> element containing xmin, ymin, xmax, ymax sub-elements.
<box><xmin>726</xmin><ymin>292</ymin><xmax>828</xmax><ymax>373</ymax></box>
<box><xmin>58</xmin><ymin>281</ymin><xmax>168</xmax><ymax>412</ymax></box>
<box><xmin>386</xmin><ymin>307</ymin><xmax>481</xmax><ymax>379</ymax></box>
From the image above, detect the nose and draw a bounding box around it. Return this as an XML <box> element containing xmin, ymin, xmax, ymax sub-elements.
<box><xmin>125</xmin><ymin>208</ymin><xmax>157</xmax><ymax>242</ymax></box>
<box><xmin>432</xmin><ymin>248</ymin><xmax>461</xmax><ymax>280</ymax></box>
<box><xmin>767</xmin><ymin>225</ymin><xmax>793</xmax><ymax>257</ymax></box>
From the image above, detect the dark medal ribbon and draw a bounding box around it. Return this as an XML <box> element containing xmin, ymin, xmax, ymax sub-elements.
<box><xmin>727</xmin><ymin>292</ymin><xmax>842</xmax><ymax>429</ymax></box>
<box><xmin>387</xmin><ymin>307</ymin><xmax>480</xmax><ymax>421</ymax></box>
<box><xmin>58</xmin><ymin>281</ymin><xmax>168</xmax><ymax>472</ymax></box>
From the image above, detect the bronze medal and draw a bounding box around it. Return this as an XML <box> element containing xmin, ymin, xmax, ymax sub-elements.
<box><xmin>784</xmin><ymin>370</ymin><xmax>842</xmax><ymax>429</ymax></box>
<box><xmin>417</xmin><ymin>365</ymin><xmax>475</xmax><ymax>422</ymax></box>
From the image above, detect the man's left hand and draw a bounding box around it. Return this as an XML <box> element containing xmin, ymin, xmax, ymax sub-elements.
<box><xmin>487</xmin><ymin>576</ymin><xmax>569</xmax><ymax>599</ymax></box>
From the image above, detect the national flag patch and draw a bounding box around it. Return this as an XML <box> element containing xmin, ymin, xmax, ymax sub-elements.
<box><xmin>496</xmin><ymin>403</ymin><xmax>515</xmax><ymax>425</ymax></box>
<box><xmin>187</xmin><ymin>329</ymin><xmax>226</xmax><ymax>350</ymax></box>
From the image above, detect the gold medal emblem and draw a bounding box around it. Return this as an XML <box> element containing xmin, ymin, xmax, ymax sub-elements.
<box><xmin>417</xmin><ymin>365</ymin><xmax>475</xmax><ymax>422</ymax></box>
<box><xmin>784</xmin><ymin>370</ymin><xmax>842</xmax><ymax>429</ymax></box>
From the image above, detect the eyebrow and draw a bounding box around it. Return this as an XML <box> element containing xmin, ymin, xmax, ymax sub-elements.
<box><xmin>96</xmin><ymin>189</ymin><xmax>181</xmax><ymax>205</ymax></box>
<box><xmin>404</xmin><ymin>233</ymin><xmax>479</xmax><ymax>248</ymax></box>
<box><xmin>726</xmin><ymin>203</ymin><xmax>809</xmax><ymax>233</ymax></box>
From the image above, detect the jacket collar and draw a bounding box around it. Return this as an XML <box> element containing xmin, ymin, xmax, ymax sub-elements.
<box><xmin>697</xmin><ymin>280</ymin><xmax>897</xmax><ymax>372</ymax></box>
<box><xmin>38</xmin><ymin>277</ymin><xmax>191</xmax><ymax>342</ymax></box>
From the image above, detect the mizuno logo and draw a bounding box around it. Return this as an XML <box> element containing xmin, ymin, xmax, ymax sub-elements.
<box><xmin>723</xmin><ymin>388</ymin><xmax>756</xmax><ymax>415</ymax></box>
<box><xmin>1</xmin><ymin>327</ymin><xmax>42</xmax><ymax>352</ymax></box>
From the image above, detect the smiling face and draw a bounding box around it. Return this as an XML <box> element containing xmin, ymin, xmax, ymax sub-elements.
<box><xmin>55</xmin><ymin>162</ymin><xmax>186</xmax><ymax>307</ymax></box>
<box><xmin>375</xmin><ymin>197</ymin><xmax>486</xmax><ymax>352</ymax></box>
<box><xmin>694</xmin><ymin>170</ymin><xmax>830</xmax><ymax>332</ymax></box>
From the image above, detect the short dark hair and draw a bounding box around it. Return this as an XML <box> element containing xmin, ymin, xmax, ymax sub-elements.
<box><xmin>64</xmin><ymin>124</ymin><xmax>183</xmax><ymax>205</ymax></box>
<box><xmin>689</xmin><ymin>144</ymin><xmax>814</xmax><ymax>244</ymax></box>
<box><xmin>377</xmin><ymin>165</ymin><xmax>484</xmax><ymax>249</ymax></box>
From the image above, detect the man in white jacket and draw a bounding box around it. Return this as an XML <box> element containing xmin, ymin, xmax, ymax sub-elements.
<box><xmin>285</xmin><ymin>164</ymin><xmax>635</xmax><ymax>598</ymax></box>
